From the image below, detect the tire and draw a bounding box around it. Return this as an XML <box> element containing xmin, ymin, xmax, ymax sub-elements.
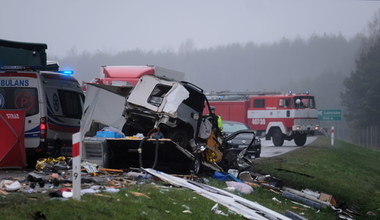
<box><xmin>294</xmin><ymin>133</ymin><xmax>307</xmax><ymax>146</ymax></box>
<box><xmin>189</xmin><ymin>154</ymin><xmax>202</xmax><ymax>174</ymax></box>
<box><xmin>272</xmin><ymin>128</ymin><xmax>284</xmax><ymax>146</ymax></box>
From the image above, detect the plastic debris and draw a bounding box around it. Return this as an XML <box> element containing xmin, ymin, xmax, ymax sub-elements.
<box><xmin>211</xmin><ymin>203</ymin><xmax>228</xmax><ymax>216</ymax></box>
<box><xmin>181</xmin><ymin>204</ymin><xmax>190</xmax><ymax>210</ymax></box>
<box><xmin>225</xmin><ymin>181</ymin><xmax>253</xmax><ymax>194</ymax></box>
<box><xmin>81</xmin><ymin>161</ymin><xmax>99</xmax><ymax>174</ymax></box>
<box><xmin>1</xmin><ymin>180</ymin><xmax>22</xmax><ymax>192</ymax></box>
<box><xmin>182</xmin><ymin>204</ymin><xmax>192</xmax><ymax>214</ymax></box>
<box><xmin>212</xmin><ymin>171</ymin><xmax>242</xmax><ymax>182</ymax></box>
<box><xmin>35</xmin><ymin>156</ymin><xmax>69</xmax><ymax>172</ymax></box>
<box><xmin>272</xmin><ymin>197</ymin><xmax>282</xmax><ymax>203</ymax></box>
<box><xmin>227</xmin><ymin>169</ymin><xmax>238</xmax><ymax>178</ymax></box>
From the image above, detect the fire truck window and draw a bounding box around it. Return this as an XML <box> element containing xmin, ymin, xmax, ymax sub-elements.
<box><xmin>279</xmin><ymin>98</ymin><xmax>290</xmax><ymax>108</ymax></box>
<box><xmin>294</xmin><ymin>97</ymin><xmax>315</xmax><ymax>109</ymax></box>
<box><xmin>285</xmin><ymin>98</ymin><xmax>290</xmax><ymax>107</ymax></box>
<box><xmin>253</xmin><ymin>99</ymin><xmax>265</xmax><ymax>108</ymax></box>
<box><xmin>279</xmin><ymin>99</ymin><xmax>284</xmax><ymax>107</ymax></box>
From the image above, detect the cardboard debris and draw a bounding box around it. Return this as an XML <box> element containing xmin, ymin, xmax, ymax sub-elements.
<box><xmin>319</xmin><ymin>192</ymin><xmax>337</xmax><ymax>207</ymax></box>
<box><xmin>130</xmin><ymin>191</ymin><xmax>151</xmax><ymax>199</ymax></box>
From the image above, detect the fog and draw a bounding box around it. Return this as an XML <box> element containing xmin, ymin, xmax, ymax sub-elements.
<box><xmin>1</xmin><ymin>0</ymin><xmax>380</xmax><ymax>111</ymax></box>
<box><xmin>1</xmin><ymin>0</ymin><xmax>378</xmax><ymax>57</ymax></box>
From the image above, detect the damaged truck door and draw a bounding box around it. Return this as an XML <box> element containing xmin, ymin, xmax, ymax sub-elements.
<box><xmin>80</xmin><ymin>75</ymin><xmax>260</xmax><ymax>174</ymax></box>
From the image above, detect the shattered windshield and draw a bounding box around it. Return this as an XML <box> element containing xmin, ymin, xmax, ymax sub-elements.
<box><xmin>147</xmin><ymin>84</ymin><xmax>172</xmax><ymax>107</ymax></box>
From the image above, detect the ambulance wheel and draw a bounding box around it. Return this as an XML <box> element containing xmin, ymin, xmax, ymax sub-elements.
<box><xmin>294</xmin><ymin>133</ymin><xmax>307</xmax><ymax>146</ymax></box>
<box><xmin>272</xmin><ymin>128</ymin><xmax>284</xmax><ymax>146</ymax></box>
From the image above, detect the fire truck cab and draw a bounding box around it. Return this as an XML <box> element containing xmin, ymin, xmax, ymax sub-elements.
<box><xmin>208</xmin><ymin>92</ymin><xmax>320</xmax><ymax>146</ymax></box>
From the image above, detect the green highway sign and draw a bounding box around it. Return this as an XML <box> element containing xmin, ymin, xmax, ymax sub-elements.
<box><xmin>318</xmin><ymin>109</ymin><xmax>342</xmax><ymax>121</ymax></box>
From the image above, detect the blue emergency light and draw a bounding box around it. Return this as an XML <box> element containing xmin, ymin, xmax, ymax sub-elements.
<box><xmin>57</xmin><ymin>70</ymin><xmax>74</xmax><ymax>76</ymax></box>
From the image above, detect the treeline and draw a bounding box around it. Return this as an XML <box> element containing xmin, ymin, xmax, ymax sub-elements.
<box><xmin>56</xmin><ymin>34</ymin><xmax>364</xmax><ymax>110</ymax></box>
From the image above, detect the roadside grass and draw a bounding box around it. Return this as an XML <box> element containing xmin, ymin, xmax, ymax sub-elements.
<box><xmin>1</xmin><ymin>180</ymin><xmax>332</xmax><ymax>220</ymax></box>
<box><xmin>0</xmin><ymin>183</ymin><xmax>242</xmax><ymax>220</ymax></box>
<box><xmin>252</xmin><ymin>136</ymin><xmax>380</xmax><ymax>219</ymax></box>
<box><xmin>0</xmin><ymin>136</ymin><xmax>379</xmax><ymax>220</ymax></box>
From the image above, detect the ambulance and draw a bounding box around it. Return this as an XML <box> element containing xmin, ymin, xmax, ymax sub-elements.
<box><xmin>0</xmin><ymin>39</ymin><xmax>84</xmax><ymax>162</ymax></box>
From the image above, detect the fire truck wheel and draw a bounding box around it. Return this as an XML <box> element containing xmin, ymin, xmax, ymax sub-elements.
<box><xmin>272</xmin><ymin>128</ymin><xmax>284</xmax><ymax>146</ymax></box>
<box><xmin>294</xmin><ymin>133</ymin><xmax>307</xmax><ymax>146</ymax></box>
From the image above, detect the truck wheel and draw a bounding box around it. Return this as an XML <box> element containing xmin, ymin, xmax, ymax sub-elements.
<box><xmin>294</xmin><ymin>133</ymin><xmax>307</xmax><ymax>146</ymax></box>
<box><xmin>272</xmin><ymin>128</ymin><xmax>284</xmax><ymax>146</ymax></box>
<box><xmin>189</xmin><ymin>154</ymin><xmax>202</xmax><ymax>175</ymax></box>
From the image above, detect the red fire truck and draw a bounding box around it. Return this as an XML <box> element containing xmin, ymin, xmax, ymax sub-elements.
<box><xmin>207</xmin><ymin>91</ymin><xmax>320</xmax><ymax>146</ymax></box>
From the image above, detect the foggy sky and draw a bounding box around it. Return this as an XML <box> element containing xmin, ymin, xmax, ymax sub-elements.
<box><xmin>1</xmin><ymin>0</ymin><xmax>380</xmax><ymax>57</ymax></box>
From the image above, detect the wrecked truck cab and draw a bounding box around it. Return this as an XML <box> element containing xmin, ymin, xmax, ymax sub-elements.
<box><xmin>123</xmin><ymin>75</ymin><xmax>254</xmax><ymax>172</ymax></box>
<box><xmin>81</xmin><ymin>75</ymin><xmax>256</xmax><ymax>174</ymax></box>
<box><xmin>124</xmin><ymin>75</ymin><xmax>208</xmax><ymax>149</ymax></box>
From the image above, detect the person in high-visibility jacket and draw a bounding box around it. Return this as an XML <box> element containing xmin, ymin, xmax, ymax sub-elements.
<box><xmin>210</xmin><ymin>106</ymin><xmax>223</xmax><ymax>132</ymax></box>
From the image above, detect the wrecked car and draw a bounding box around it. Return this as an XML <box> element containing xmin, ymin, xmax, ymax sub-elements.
<box><xmin>80</xmin><ymin>75</ymin><xmax>259</xmax><ymax>174</ymax></box>
<box><xmin>222</xmin><ymin>120</ymin><xmax>261</xmax><ymax>158</ymax></box>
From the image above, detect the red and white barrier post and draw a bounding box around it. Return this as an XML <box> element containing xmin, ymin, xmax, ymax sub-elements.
<box><xmin>72</xmin><ymin>132</ymin><xmax>81</xmax><ymax>200</ymax></box>
<box><xmin>331</xmin><ymin>126</ymin><xmax>335</xmax><ymax>146</ymax></box>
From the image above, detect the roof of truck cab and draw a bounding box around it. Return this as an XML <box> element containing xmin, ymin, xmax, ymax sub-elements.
<box><xmin>0</xmin><ymin>39</ymin><xmax>47</xmax><ymax>51</ymax></box>
<box><xmin>102</xmin><ymin>66</ymin><xmax>155</xmax><ymax>78</ymax></box>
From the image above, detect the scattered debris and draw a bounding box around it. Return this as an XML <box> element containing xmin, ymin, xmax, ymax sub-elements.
<box><xmin>211</xmin><ymin>203</ymin><xmax>229</xmax><ymax>216</ymax></box>
<box><xmin>367</xmin><ymin>211</ymin><xmax>377</xmax><ymax>216</ymax></box>
<box><xmin>212</xmin><ymin>171</ymin><xmax>242</xmax><ymax>182</ymax></box>
<box><xmin>0</xmin><ymin>180</ymin><xmax>21</xmax><ymax>192</ymax></box>
<box><xmin>130</xmin><ymin>191</ymin><xmax>150</xmax><ymax>199</ymax></box>
<box><xmin>284</xmin><ymin>210</ymin><xmax>308</xmax><ymax>220</ymax></box>
<box><xmin>282</xmin><ymin>187</ymin><xmax>335</xmax><ymax>208</ymax></box>
<box><xmin>35</xmin><ymin>157</ymin><xmax>70</xmax><ymax>172</ymax></box>
<box><xmin>144</xmin><ymin>168</ymin><xmax>292</xmax><ymax>220</ymax></box>
<box><xmin>272</xmin><ymin>197</ymin><xmax>282</xmax><ymax>204</ymax></box>
<box><xmin>282</xmin><ymin>191</ymin><xmax>324</xmax><ymax>210</ymax></box>
<box><xmin>0</xmin><ymin>159</ymin><xmax>360</xmax><ymax>220</ymax></box>
<box><xmin>225</xmin><ymin>181</ymin><xmax>253</xmax><ymax>194</ymax></box>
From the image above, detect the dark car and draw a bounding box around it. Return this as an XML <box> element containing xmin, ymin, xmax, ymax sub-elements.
<box><xmin>222</xmin><ymin>120</ymin><xmax>261</xmax><ymax>159</ymax></box>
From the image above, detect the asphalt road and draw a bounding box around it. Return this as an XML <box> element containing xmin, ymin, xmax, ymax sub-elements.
<box><xmin>259</xmin><ymin>136</ymin><xmax>317</xmax><ymax>158</ymax></box>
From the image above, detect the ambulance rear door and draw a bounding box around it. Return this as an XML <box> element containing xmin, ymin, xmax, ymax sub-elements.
<box><xmin>0</xmin><ymin>72</ymin><xmax>42</xmax><ymax>149</ymax></box>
